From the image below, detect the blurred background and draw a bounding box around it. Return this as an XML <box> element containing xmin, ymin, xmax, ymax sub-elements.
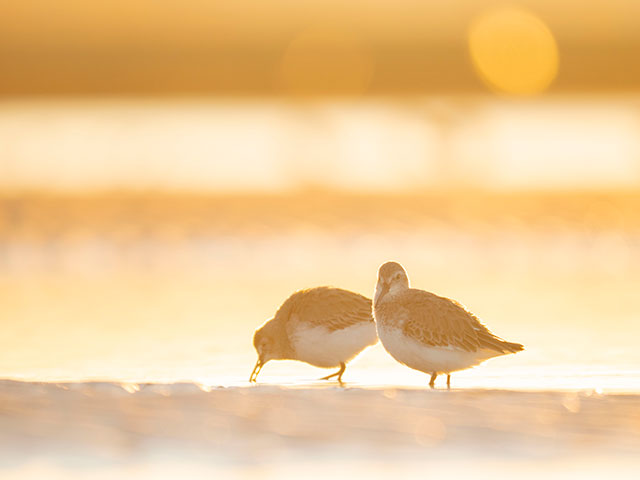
<box><xmin>1</xmin><ymin>0</ymin><xmax>640</xmax><ymax>390</ymax></box>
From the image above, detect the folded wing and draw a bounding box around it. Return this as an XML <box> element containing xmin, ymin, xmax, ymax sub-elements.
<box><xmin>400</xmin><ymin>290</ymin><xmax>523</xmax><ymax>354</ymax></box>
<box><xmin>289</xmin><ymin>287</ymin><xmax>374</xmax><ymax>332</ymax></box>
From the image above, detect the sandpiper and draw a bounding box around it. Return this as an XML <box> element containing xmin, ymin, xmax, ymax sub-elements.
<box><xmin>250</xmin><ymin>286</ymin><xmax>377</xmax><ymax>384</ymax></box>
<box><xmin>373</xmin><ymin>261</ymin><xmax>523</xmax><ymax>388</ymax></box>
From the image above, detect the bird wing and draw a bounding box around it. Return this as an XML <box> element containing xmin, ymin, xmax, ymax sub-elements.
<box><xmin>289</xmin><ymin>287</ymin><xmax>373</xmax><ymax>332</ymax></box>
<box><xmin>399</xmin><ymin>290</ymin><xmax>519</xmax><ymax>353</ymax></box>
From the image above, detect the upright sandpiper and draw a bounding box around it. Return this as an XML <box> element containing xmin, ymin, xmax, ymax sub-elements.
<box><xmin>373</xmin><ymin>261</ymin><xmax>523</xmax><ymax>388</ymax></box>
<box><xmin>250</xmin><ymin>286</ymin><xmax>378</xmax><ymax>384</ymax></box>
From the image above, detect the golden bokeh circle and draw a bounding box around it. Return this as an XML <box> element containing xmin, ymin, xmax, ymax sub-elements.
<box><xmin>468</xmin><ymin>7</ymin><xmax>559</xmax><ymax>95</ymax></box>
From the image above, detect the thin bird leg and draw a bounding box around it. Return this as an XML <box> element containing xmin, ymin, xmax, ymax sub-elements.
<box><xmin>446</xmin><ymin>374</ymin><xmax>451</xmax><ymax>389</ymax></box>
<box><xmin>319</xmin><ymin>362</ymin><xmax>346</xmax><ymax>384</ymax></box>
<box><xmin>429</xmin><ymin>372</ymin><xmax>437</xmax><ymax>388</ymax></box>
<box><xmin>336</xmin><ymin>362</ymin><xmax>346</xmax><ymax>384</ymax></box>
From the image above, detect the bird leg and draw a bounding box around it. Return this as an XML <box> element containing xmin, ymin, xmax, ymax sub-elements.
<box><xmin>429</xmin><ymin>372</ymin><xmax>437</xmax><ymax>388</ymax></box>
<box><xmin>447</xmin><ymin>374</ymin><xmax>451</xmax><ymax>389</ymax></box>
<box><xmin>319</xmin><ymin>362</ymin><xmax>346</xmax><ymax>384</ymax></box>
<box><xmin>336</xmin><ymin>362</ymin><xmax>346</xmax><ymax>384</ymax></box>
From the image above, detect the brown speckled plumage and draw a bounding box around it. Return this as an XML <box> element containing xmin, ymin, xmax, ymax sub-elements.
<box><xmin>279</xmin><ymin>287</ymin><xmax>374</xmax><ymax>333</ymax></box>
<box><xmin>376</xmin><ymin>289</ymin><xmax>523</xmax><ymax>354</ymax></box>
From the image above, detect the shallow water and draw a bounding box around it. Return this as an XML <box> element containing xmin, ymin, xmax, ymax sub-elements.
<box><xmin>1</xmin><ymin>193</ymin><xmax>639</xmax><ymax>392</ymax></box>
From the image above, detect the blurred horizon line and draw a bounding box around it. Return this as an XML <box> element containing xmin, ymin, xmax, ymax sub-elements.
<box><xmin>2</xmin><ymin>95</ymin><xmax>640</xmax><ymax>192</ymax></box>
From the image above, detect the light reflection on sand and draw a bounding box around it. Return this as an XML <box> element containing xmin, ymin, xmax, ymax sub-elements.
<box><xmin>1</xmin><ymin>380</ymin><xmax>639</xmax><ymax>479</ymax></box>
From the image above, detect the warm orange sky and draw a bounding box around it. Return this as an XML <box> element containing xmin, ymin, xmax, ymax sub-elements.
<box><xmin>1</xmin><ymin>0</ymin><xmax>640</xmax><ymax>96</ymax></box>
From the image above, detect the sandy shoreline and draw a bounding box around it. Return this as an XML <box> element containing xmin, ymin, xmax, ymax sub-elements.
<box><xmin>1</xmin><ymin>380</ymin><xmax>639</xmax><ymax>478</ymax></box>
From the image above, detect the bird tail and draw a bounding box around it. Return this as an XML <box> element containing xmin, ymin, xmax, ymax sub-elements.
<box><xmin>502</xmin><ymin>341</ymin><xmax>524</xmax><ymax>353</ymax></box>
<box><xmin>477</xmin><ymin>329</ymin><xmax>524</xmax><ymax>354</ymax></box>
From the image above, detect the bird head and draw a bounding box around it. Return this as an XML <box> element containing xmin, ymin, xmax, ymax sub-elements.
<box><xmin>249</xmin><ymin>320</ymin><xmax>278</xmax><ymax>382</ymax></box>
<box><xmin>374</xmin><ymin>261</ymin><xmax>410</xmax><ymax>307</ymax></box>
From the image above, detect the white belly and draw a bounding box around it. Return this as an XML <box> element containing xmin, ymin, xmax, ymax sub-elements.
<box><xmin>291</xmin><ymin>322</ymin><xmax>378</xmax><ymax>368</ymax></box>
<box><xmin>377</xmin><ymin>325</ymin><xmax>496</xmax><ymax>374</ymax></box>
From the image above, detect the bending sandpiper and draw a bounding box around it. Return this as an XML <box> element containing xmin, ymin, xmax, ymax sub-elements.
<box><xmin>373</xmin><ymin>261</ymin><xmax>523</xmax><ymax>388</ymax></box>
<box><xmin>250</xmin><ymin>286</ymin><xmax>378</xmax><ymax>384</ymax></box>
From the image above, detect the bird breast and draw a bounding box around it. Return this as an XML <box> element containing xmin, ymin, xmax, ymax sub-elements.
<box><xmin>289</xmin><ymin>322</ymin><xmax>378</xmax><ymax>368</ymax></box>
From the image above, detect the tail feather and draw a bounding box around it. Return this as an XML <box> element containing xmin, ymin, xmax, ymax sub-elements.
<box><xmin>478</xmin><ymin>330</ymin><xmax>524</xmax><ymax>354</ymax></box>
<box><xmin>503</xmin><ymin>341</ymin><xmax>524</xmax><ymax>353</ymax></box>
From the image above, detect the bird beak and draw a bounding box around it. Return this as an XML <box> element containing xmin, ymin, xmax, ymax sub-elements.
<box><xmin>249</xmin><ymin>359</ymin><xmax>264</xmax><ymax>383</ymax></box>
<box><xmin>375</xmin><ymin>281</ymin><xmax>390</xmax><ymax>307</ymax></box>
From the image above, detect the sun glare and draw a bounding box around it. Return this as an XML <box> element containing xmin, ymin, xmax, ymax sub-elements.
<box><xmin>468</xmin><ymin>7</ymin><xmax>559</xmax><ymax>95</ymax></box>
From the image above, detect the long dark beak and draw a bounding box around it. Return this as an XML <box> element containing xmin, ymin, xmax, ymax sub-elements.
<box><xmin>375</xmin><ymin>282</ymin><xmax>389</xmax><ymax>307</ymax></box>
<box><xmin>249</xmin><ymin>359</ymin><xmax>264</xmax><ymax>383</ymax></box>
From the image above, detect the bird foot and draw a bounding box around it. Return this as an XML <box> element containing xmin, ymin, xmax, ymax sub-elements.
<box><xmin>319</xmin><ymin>363</ymin><xmax>346</xmax><ymax>384</ymax></box>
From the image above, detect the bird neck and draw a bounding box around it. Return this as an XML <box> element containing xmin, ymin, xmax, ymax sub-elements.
<box><xmin>388</xmin><ymin>280</ymin><xmax>408</xmax><ymax>297</ymax></box>
<box><xmin>375</xmin><ymin>278</ymin><xmax>408</xmax><ymax>307</ymax></box>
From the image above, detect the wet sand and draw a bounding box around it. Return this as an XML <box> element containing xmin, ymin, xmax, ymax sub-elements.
<box><xmin>1</xmin><ymin>380</ymin><xmax>639</xmax><ymax>479</ymax></box>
